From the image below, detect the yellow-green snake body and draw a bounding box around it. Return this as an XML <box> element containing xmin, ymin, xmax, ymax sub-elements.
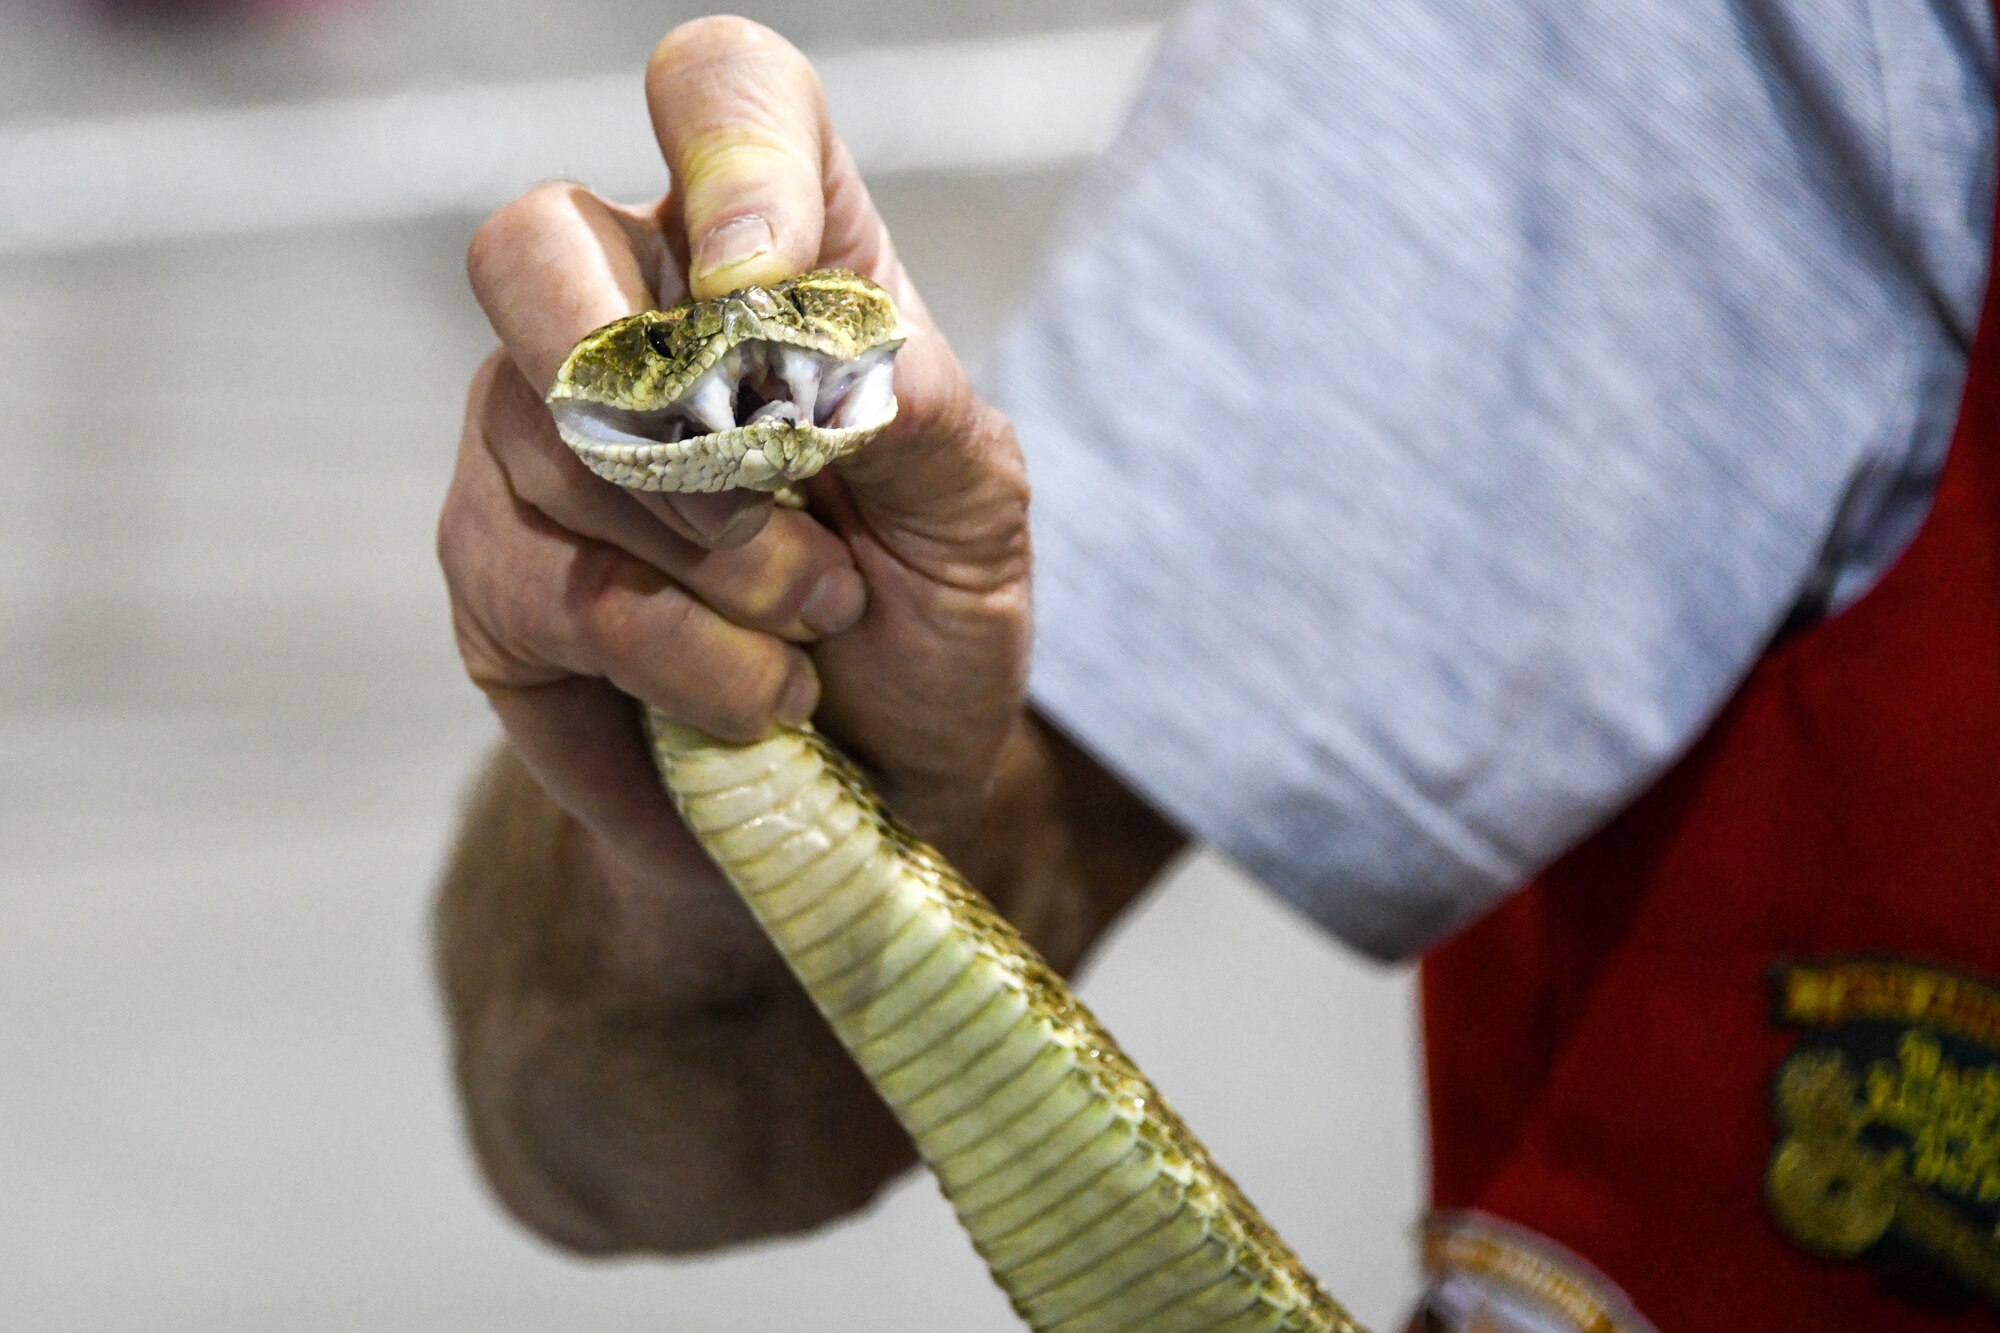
<box><xmin>549</xmin><ymin>270</ymin><xmax>1363</xmax><ymax>1333</ymax></box>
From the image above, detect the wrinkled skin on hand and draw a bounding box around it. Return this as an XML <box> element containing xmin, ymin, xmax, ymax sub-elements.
<box><xmin>434</xmin><ymin>16</ymin><xmax>1042</xmax><ymax>1251</ymax></box>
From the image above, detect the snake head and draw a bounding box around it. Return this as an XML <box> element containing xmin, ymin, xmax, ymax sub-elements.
<box><xmin>545</xmin><ymin>268</ymin><xmax>906</xmax><ymax>493</ymax></box>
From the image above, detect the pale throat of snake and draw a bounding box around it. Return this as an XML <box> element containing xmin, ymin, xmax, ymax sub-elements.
<box><xmin>546</xmin><ymin>270</ymin><xmax>907</xmax><ymax>493</ymax></box>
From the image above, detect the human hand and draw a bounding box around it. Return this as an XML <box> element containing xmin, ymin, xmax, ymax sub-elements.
<box><xmin>443</xmin><ymin>15</ymin><xmax>1032</xmax><ymax>881</ymax></box>
<box><xmin>434</xmin><ymin>16</ymin><xmax>1036</xmax><ymax>1252</ymax></box>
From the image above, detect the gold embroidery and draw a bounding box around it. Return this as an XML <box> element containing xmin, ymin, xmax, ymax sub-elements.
<box><xmin>1865</xmin><ymin>1031</ymin><xmax>2000</xmax><ymax>1204</ymax></box>
<box><xmin>1777</xmin><ymin>961</ymin><xmax>2000</xmax><ymax>1052</ymax></box>
<box><xmin>1766</xmin><ymin>1049</ymin><xmax>1898</xmax><ymax>1257</ymax></box>
<box><xmin>1767</xmin><ymin>960</ymin><xmax>2000</xmax><ymax>1306</ymax></box>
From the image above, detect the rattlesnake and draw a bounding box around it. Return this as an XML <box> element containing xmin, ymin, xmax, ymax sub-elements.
<box><xmin>547</xmin><ymin>269</ymin><xmax>1363</xmax><ymax>1333</ymax></box>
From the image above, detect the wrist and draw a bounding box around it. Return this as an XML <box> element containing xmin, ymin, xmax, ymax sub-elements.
<box><xmin>569</xmin><ymin>812</ymin><xmax>793</xmax><ymax>1003</ymax></box>
<box><xmin>924</xmin><ymin>710</ymin><xmax>1183</xmax><ymax>975</ymax></box>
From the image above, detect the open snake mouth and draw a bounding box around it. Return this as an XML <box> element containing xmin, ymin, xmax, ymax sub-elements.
<box><xmin>551</xmin><ymin>339</ymin><xmax>901</xmax><ymax>451</ymax></box>
<box><xmin>547</xmin><ymin>270</ymin><xmax>907</xmax><ymax>492</ymax></box>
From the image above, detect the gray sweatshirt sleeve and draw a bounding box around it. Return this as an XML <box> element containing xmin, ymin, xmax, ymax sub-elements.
<box><xmin>992</xmin><ymin>0</ymin><xmax>1995</xmax><ymax>959</ymax></box>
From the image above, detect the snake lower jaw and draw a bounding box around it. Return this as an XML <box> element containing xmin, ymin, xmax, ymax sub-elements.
<box><xmin>555</xmin><ymin>409</ymin><xmax>898</xmax><ymax>493</ymax></box>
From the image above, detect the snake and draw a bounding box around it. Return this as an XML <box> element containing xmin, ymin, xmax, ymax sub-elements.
<box><xmin>545</xmin><ymin>269</ymin><xmax>1364</xmax><ymax>1333</ymax></box>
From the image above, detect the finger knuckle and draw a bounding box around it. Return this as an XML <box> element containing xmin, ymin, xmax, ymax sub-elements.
<box><xmin>435</xmin><ymin>493</ymin><xmax>472</xmax><ymax>581</ymax></box>
<box><xmin>989</xmin><ymin>443</ymin><xmax>1033</xmax><ymax>528</ymax></box>
<box><xmin>445</xmin><ymin>569</ymin><xmax>563</xmax><ymax>695</ymax></box>
<box><xmin>465</xmin><ymin>207</ymin><xmax>523</xmax><ymax>294</ymax></box>
<box><xmin>916</xmin><ymin>411</ymin><xmax>1035</xmax><ymax>589</ymax></box>
<box><xmin>466</xmin><ymin>183</ymin><xmax>576</xmax><ymax>293</ymax></box>
<box><xmin>568</xmin><ymin>549</ymin><xmax>705</xmax><ymax>687</ymax></box>
<box><xmin>478</xmin><ymin>370</ymin><xmax>581</xmax><ymax>488</ymax></box>
<box><xmin>499</xmin><ymin>438</ymin><xmax>577</xmax><ymax>519</ymax></box>
<box><xmin>565</xmin><ymin>544</ymin><xmax>643</xmax><ymax>654</ymax></box>
<box><xmin>435</xmin><ymin>472</ymin><xmax>494</xmax><ymax>592</ymax></box>
<box><xmin>705</xmin><ymin>650</ymin><xmax>792</xmax><ymax>736</ymax></box>
<box><xmin>736</xmin><ymin>564</ymin><xmax>821</xmax><ymax>636</ymax></box>
<box><xmin>448</xmin><ymin>602</ymin><xmax>513</xmax><ymax>691</ymax></box>
<box><xmin>524</xmin><ymin>416</ymin><xmax>593</xmax><ymax>486</ymax></box>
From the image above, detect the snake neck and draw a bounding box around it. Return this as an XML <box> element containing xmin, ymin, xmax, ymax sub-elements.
<box><xmin>645</xmin><ymin>709</ymin><xmax>1363</xmax><ymax>1333</ymax></box>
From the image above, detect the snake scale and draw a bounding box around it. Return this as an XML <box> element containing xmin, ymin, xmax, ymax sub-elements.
<box><xmin>547</xmin><ymin>269</ymin><xmax>1364</xmax><ymax>1333</ymax></box>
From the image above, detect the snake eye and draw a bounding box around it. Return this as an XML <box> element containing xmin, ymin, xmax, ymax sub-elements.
<box><xmin>645</xmin><ymin>323</ymin><xmax>677</xmax><ymax>358</ymax></box>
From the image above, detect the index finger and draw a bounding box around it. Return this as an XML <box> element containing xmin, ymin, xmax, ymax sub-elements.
<box><xmin>466</xmin><ymin>186</ymin><xmax>776</xmax><ymax>546</ymax></box>
<box><xmin>466</xmin><ymin>182</ymin><xmax>665</xmax><ymax>393</ymax></box>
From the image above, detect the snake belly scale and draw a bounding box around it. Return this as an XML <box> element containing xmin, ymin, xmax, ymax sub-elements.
<box><xmin>548</xmin><ymin>269</ymin><xmax>1364</xmax><ymax>1333</ymax></box>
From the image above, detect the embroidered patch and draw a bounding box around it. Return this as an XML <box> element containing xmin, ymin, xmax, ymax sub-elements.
<box><xmin>1411</xmin><ymin>1211</ymin><xmax>1657</xmax><ymax>1333</ymax></box>
<box><xmin>1767</xmin><ymin>959</ymin><xmax>2000</xmax><ymax>1310</ymax></box>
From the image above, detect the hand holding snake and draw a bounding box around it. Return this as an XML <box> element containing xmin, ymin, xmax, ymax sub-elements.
<box><xmin>441</xmin><ymin>13</ymin><xmax>1121</xmax><ymax>1255</ymax></box>
<box><xmin>438</xmin><ymin>17</ymin><xmax>1359</xmax><ymax>1328</ymax></box>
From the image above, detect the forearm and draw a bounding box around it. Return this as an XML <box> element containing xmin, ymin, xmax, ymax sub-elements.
<box><xmin>943</xmin><ymin>710</ymin><xmax>1189</xmax><ymax>976</ymax></box>
<box><xmin>434</xmin><ymin>709</ymin><xmax>1183</xmax><ymax>1255</ymax></box>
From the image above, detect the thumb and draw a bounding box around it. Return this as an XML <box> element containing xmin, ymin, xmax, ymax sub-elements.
<box><xmin>647</xmin><ymin>18</ymin><xmax>828</xmax><ymax>299</ymax></box>
<box><xmin>645</xmin><ymin>20</ymin><xmax>1021</xmax><ymax>569</ymax></box>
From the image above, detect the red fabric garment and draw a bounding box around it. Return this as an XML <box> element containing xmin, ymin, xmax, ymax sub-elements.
<box><xmin>1419</xmin><ymin>149</ymin><xmax>2000</xmax><ymax>1328</ymax></box>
